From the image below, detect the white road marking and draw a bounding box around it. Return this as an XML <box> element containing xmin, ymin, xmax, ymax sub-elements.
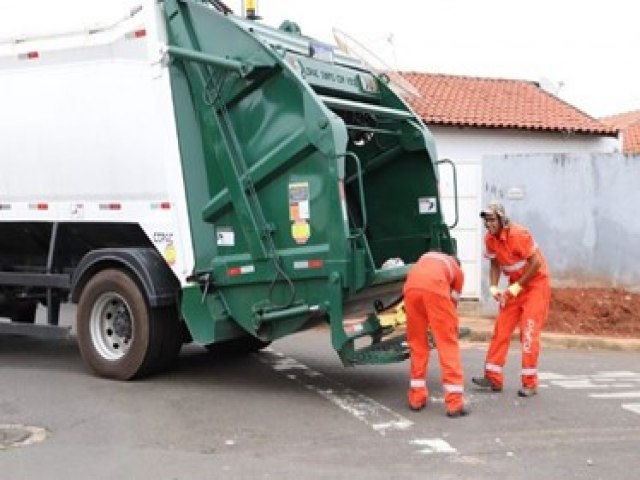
<box><xmin>258</xmin><ymin>349</ymin><xmax>460</xmax><ymax>455</ymax></box>
<box><xmin>542</xmin><ymin>371</ymin><xmax>640</xmax><ymax>414</ymax></box>
<box><xmin>410</xmin><ymin>438</ymin><xmax>457</xmax><ymax>454</ymax></box>
<box><xmin>259</xmin><ymin>349</ymin><xmax>413</xmax><ymax>436</ymax></box>
<box><xmin>589</xmin><ymin>391</ymin><xmax>640</xmax><ymax>399</ymax></box>
<box><xmin>540</xmin><ymin>371</ymin><xmax>640</xmax><ymax>381</ymax></box>
<box><xmin>592</xmin><ymin>371</ymin><xmax>640</xmax><ymax>378</ymax></box>
<box><xmin>621</xmin><ymin>403</ymin><xmax>640</xmax><ymax>415</ymax></box>
<box><xmin>551</xmin><ymin>380</ymin><xmax>635</xmax><ymax>389</ymax></box>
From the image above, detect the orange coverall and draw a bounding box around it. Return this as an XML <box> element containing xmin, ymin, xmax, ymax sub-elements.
<box><xmin>483</xmin><ymin>223</ymin><xmax>551</xmax><ymax>390</ymax></box>
<box><xmin>403</xmin><ymin>252</ymin><xmax>465</xmax><ymax>412</ymax></box>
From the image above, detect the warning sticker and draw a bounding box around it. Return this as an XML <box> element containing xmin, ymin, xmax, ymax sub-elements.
<box><xmin>289</xmin><ymin>182</ymin><xmax>311</xmax><ymax>244</ymax></box>
<box><xmin>289</xmin><ymin>182</ymin><xmax>310</xmax><ymax>221</ymax></box>
<box><xmin>164</xmin><ymin>243</ymin><xmax>177</xmax><ymax>265</ymax></box>
<box><xmin>291</xmin><ymin>220</ymin><xmax>311</xmax><ymax>244</ymax></box>
<box><xmin>418</xmin><ymin>197</ymin><xmax>437</xmax><ymax>214</ymax></box>
<box><xmin>217</xmin><ymin>227</ymin><xmax>235</xmax><ymax>247</ymax></box>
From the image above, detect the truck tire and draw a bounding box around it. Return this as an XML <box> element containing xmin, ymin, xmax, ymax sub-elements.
<box><xmin>76</xmin><ymin>268</ymin><xmax>175</xmax><ymax>380</ymax></box>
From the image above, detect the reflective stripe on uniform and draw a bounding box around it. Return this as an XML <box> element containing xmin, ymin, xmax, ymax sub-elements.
<box><xmin>521</xmin><ymin>368</ymin><xmax>537</xmax><ymax>376</ymax></box>
<box><xmin>422</xmin><ymin>252</ymin><xmax>454</xmax><ymax>283</ymax></box>
<box><xmin>443</xmin><ymin>384</ymin><xmax>464</xmax><ymax>394</ymax></box>
<box><xmin>485</xmin><ymin>363</ymin><xmax>503</xmax><ymax>373</ymax></box>
<box><xmin>410</xmin><ymin>379</ymin><xmax>426</xmax><ymax>388</ymax></box>
<box><xmin>484</xmin><ymin>251</ymin><xmax>496</xmax><ymax>259</ymax></box>
<box><xmin>502</xmin><ymin>259</ymin><xmax>526</xmax><ymax>272</ymax></box>
<box><xmin>451</xmin><ymin>290</ymin><xmax>460</xmax><ymax>302</ymax></box>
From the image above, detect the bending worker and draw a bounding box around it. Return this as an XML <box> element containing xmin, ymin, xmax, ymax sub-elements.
<box><xmin>404</xmin><ymin>251</ymin><xmax>468</xmax><ymax>418</ymax></box>
<box><xmin>472</xmin><ymin>202</ymin><xmax>551</xmax><ymax>397</ymax></box>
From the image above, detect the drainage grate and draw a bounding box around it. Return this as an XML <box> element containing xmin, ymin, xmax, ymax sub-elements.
<box><xmin>0</xmin><ymin>424</ymin><xmax>48</xmax><ymax>449</ymax></box>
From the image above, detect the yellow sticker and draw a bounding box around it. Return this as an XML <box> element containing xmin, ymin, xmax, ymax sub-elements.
<box><xmin>291</xmin><ymin>220</ymin><xmax>310</xmax><ymax>244</ymax></box>
<box><xmin>164</xmin><ymin>243</ymin><xmax>177</xmax><ymax>265</ymax></box>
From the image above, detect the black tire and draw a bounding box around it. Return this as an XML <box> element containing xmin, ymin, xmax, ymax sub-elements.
<box><xmin>76</xmin><ymin>269</ymin><xmax>175</xmax><ymax>380</ymax></box>
<box><xmin>205</xmin><ymin>335</ymin><xmax>271</xmax><ymax>357</ymax></box>
<box><xmin>11</xmin><ymin>300</ymin><xmax>37</xmax><ymax>323</ymax></box>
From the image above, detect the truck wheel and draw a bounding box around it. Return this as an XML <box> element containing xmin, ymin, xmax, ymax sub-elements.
<box><xmin>76</xmin><ymin>269</ymin><xmax>168</xmax><ymax>380</ymax></box>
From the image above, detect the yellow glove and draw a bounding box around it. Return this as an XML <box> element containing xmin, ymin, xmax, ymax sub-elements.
<box><xmin>507</xmin><ymin>282</ymin><xmax>522</xmax><ymax>297</ymax></box>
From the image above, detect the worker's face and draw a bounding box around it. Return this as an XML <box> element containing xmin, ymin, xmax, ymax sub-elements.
<box><xmin>483</xmin><ymin>214</ymin><xmax>502</xmax><ymax>235</ymax></box>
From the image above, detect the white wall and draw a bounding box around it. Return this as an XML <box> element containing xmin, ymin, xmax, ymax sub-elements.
<box><xmin>429</xmin><ymin>125</ymin><xmax>620</xmax><ymax>298</ymax></box>
<box><xmin>479</xmin><ymin>152</ymin><xmax>640</xmax><ymax>312</ymax></box>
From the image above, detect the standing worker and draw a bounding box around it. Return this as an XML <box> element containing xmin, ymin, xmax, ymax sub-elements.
<box><xmin>472</xmin><ymin>202</ymin><xmax>551</xmax><ymax>397</ymax></box>
<box><xmin>404</xmin><ymin>251</ymin><xmax>468</xmax><ymax>418</ymax></box>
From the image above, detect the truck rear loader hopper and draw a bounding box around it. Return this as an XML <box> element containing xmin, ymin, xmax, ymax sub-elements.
<box><xmin>0</xmin><ymin>0</ymin><xmax>460</xmax><ymax>379</ymax></box>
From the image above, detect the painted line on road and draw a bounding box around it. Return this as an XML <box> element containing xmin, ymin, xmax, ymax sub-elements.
<box><xmin>551</xmin><ymin>380</ymin><xmax>635</xmax><ymax>389</ymax></box>
<box><xmin>258</xmin><ymin>349</ymin><xmax>413</xmax><ymax>435</ymax></box>
<box><xmin>540</xmin><ymin>371</ymin><xmax>640</xmax><ymax>382</ymax></box>
<box><xmin>410</xmin><ymin>438</ymin><xmax>457</xmax><ymax>454</ymax></box>
<box><xmin>621</xmin><ymin>403</ymin><xmax>640</xmax><ymax>415</ymax></box>
<box><xmin>257</xmin><ymin>349</ymin><xmax>458</xmax><ymax>455</ymax></box>
<box><xmin>589</xmin><ymin>391</ymin><xmax>640</xmax><ymax>399</ymax></box>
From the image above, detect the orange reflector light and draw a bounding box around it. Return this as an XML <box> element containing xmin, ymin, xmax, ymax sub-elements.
<box><xmin>308</xmin><ymin>259</ymin><xmax>323</xmax><ymax>269</ymax></box>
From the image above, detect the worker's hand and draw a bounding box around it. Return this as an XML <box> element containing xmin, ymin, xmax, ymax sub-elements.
<box><xmin>504</xmin><ymin>282</ymin><xmax>522</xmax><ymax>301</ymax></box>
<box><xmin>489</xmin><ymin>285</ymin><xmax>503</xmax><ymax>303</ymax></box>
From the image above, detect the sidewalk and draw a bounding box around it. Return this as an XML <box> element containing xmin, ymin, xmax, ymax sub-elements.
<box><xmin>461</xmin><ymin>316</ymin><xmax>640</xmax><ymax>352</ymax></box>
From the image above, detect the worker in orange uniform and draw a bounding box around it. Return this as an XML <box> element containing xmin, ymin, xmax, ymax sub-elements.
<box><xmin>404</xmin><ymin>251</ymin><xmax>468</xmax><ymax>418</ymax></box>
<box><xmin>472</xmin><ymin>202</ymin><xmax>551</xmax><ymax>397</ymax></box>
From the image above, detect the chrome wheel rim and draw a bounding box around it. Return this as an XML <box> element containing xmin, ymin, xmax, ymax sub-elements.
<box><xmin>89</xmin><ymin>292</ymin><xmax>133</xmax><ymax>360</ymax></box>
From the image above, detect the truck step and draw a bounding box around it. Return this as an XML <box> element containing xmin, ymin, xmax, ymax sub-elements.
<box><xmin>346</xmin><ymin>326</ymin><xmax>472</xmax><ymax>366</ymax></box>
<box><xmin>349</xmin><ymin>334</ymin><xmax>409</xmax><ymax>365</ymax></box>
<box><xmin>0</xmin><ymin>322</ymin><xmax>71</xmax><ymax>340</ymax></box>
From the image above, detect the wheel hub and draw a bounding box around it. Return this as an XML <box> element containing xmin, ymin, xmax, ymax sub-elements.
<box><xmin>112</xmin><ymin>309</ymin><xmax>132</xmax><ymax>339</ymax></box>
<box><xmin>90</xmin><ymin>293</ymin><xmax>134</xmax><ymax>360</ymax></box>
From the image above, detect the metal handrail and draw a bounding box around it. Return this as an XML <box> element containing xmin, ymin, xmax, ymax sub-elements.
<box><xmin>342</xmin><ymin>152</ymin><xmax>367</xmax><ymax>233</ymax></box>
<box><xmin>435</xmin><ymin>158</ymin><xmax>459</xmax><ymax>229</ymax></box>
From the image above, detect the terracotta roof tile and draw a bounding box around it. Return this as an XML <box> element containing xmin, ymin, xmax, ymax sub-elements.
<box><xmin>399</xmin><ymin>72</ymin><xmax>617</xmax><ymax>136</ymax></box>
<box><xmin>601</xmin><ymin>110</ymin><xmax>640</xmax><ymax>154</ymax></box>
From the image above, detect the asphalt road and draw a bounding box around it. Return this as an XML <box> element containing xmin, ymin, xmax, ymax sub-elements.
<box><xmin>1</xmin><ymin>317</ymin><xmax>640</xmax><ymax>479</ymax></box>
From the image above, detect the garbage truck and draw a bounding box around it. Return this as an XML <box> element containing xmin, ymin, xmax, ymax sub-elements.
<box><xmin>0</xmin><ymin>0</ymin><xmax>459</xmax><ymax>380</ymax></box>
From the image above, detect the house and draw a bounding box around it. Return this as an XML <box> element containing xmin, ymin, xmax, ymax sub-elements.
<box><xmin>399</xmin><ymin>72</ymin><xmax>619</xmax><ymax>298</ymax></box>
<box><xmin>601</xmin><ymin>110</ymin><xmax>640</xmax><ymax>154</ymax></box>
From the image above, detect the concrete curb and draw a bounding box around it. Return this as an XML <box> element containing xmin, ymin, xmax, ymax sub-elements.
<box><xmin>460</xmin><ymin>318</ymin><xmax>640</xmax><ymax>352</ymax></box>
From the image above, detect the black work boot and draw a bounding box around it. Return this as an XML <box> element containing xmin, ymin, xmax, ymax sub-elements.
<box><xmin>472</xmin><ymin>376</ymin><xmax>502</xmax><ymax>392</ymax></box>
<box><xmin>446</xmin><ymin>407</ymin><xmax>470</xmax><ymax>418</ymax></box>
<box><xmin>517</xmin><ymin>387</ymin><xmax>537</xmax><ymax>397</ymax></box>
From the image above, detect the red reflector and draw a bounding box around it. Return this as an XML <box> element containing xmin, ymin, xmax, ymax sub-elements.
<box><xmin>37</xmin><ymin>203</ymin><xmax>48</xmax><ymax>210</ymax></box>
<box><xmin>100</xmin><ymin>203</ymin><xmax>122</xmax><ymax>210</ymax></box>
<box><xmin>308</xmin><ymin>259</ymin><xmax>324</xmax><ymax>269</ymax></box>
<box><xmin>134</xmin><ymin>29</ymin><xmax>146</xmax><ymax>38</ymax></box>
<box><xmin>227</xmin><ymin>267</ymin><xmax>241</xmax><ymax>277</ymax></box>
<box><xmin>27</xmin><ymin>51</ymin><xmax>39</xmax><ymax>59</ymax></box>
<box><xmin>160</xmin><ymin>202</ymin><xmax>171</xmax><ymax>210</ymax></box>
